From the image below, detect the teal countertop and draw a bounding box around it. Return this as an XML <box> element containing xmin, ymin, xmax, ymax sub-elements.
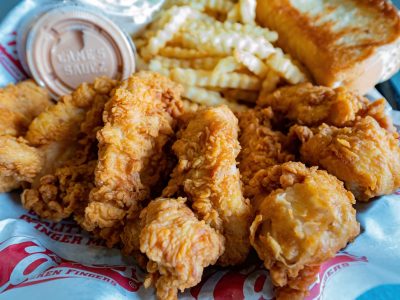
<box><xmin>0</xmin><ymin>0</ymin><xmax>19</xmax><ymax>20</ymax></box>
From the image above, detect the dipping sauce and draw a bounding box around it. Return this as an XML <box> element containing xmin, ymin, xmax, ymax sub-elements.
<box><xmin>16</xmin><ymin>1</ymin><xmax>163</xmax><ymax>98</ymax></box>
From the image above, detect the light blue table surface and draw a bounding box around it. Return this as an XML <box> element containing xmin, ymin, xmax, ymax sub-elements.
<box><xmin>1</xmin><ymin>0</ymin><xmax>400</xmax><ymax>106</ymax></box>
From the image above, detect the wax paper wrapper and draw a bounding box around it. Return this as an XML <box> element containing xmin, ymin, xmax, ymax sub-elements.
<box><xmin>1</xmin><ymin>2</ymin><xmax>400</xmax><ymax>300</ymax></box>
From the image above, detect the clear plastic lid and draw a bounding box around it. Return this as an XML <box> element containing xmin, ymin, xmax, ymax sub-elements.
<box><xmin>77</xmin><ymin>0</ymin><xmax>165</xmax><ymax>35</ymax></box>
<box><xmin>77</xmin><ymin>0</ymin><xmax>164</xmax><ymax>19</ymax></box>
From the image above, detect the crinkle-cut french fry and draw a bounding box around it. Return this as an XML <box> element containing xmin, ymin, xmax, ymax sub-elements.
<box><xmin>182</xmin><ymin>85</ymin><xmax>247</xmax><ymax>112</ymax></box>
<box><xmin>149</xmin><ymin>9</ymin><xmax>174</xmax><ymax>30</ymax></box>
<box><xmin>174</xmin><ymin>33</ymin><xmax>197</xmax><ymax>49</ymax></box>
<box><xmin>222</xmin><ymin>89</ymin><xmax>258</xmax><ymax>103</ymax></box>
<box><xmin>133</xmin><ymin>38</ymin><xmax>147</xmax><ymax>49</ymax></box>
<box><xmin>259</xmin><ymin>69</ymin><xmax>281</xmax><ymax>99</ymax></box>
<box><xmin>234</xmin><ymin>50</ymin><xmax>268</xmax><ymax>78</ymax></box>
<box><xmin>142</xmin><ymin>7</ymin><xmax>193</xmax><ymax>57</ymax></box>
<box><xmin>139</xmin><ymin>47</ymin><xmax>152</xmax><ymax>61</ymax></box>
<box><xmin>143</xmin><ymin>10</ymin><xmax>213</xmax><ymax>49</ymax></box>
<box><xmin>183</xmin><ymin>20</ymin><xmax>278</xmax><ymax>42</ymax></box>
<box><xmin>212</xmin><ymin>56</ymin><xmax>242</xmax><ymax>74</ymax></box>
<box><xmin>164</xmin><ymin>0</ymin><xmax>204</xmax><ymax>10</ymax></box>
<box><xmin>220</xmin><ymin>22</ymin><xmax>277</xmax><ymax>42</ymax></box>
<box><xmin>159</xmin><ymin>47</ymin><xmax>213</xmax><ymax>59</ymax></box>
<box><xmin>192</xmin><ymin>11</ymin><xmax>217</xmax><ymax>23</ymax></box>
<box><xmin>140</xmin><ymin>29</ymin><xmax>156</xmax><ymax>41</ymax></box>
<box><xmin>209</xmin><ymin>33</ymin><xmax>274</xmax><ymax>59</ymax></box>
<box><xmin>266</xmin><ymin>48</ymin><xmax>307</xmax><ymax>84</ymax></box>
<box><xmin>189</xmin><ymin>57</ymin><xmax>221</xmax><ymax>69</ymax></box>
<box><xmin>203</xmin><ymin>0</ymin><xmax>235</xmax><ymax>13</ymax></box>
<box><xmin>154</xmin><ymin>56</ymin><xmax>220</xmax><ymax>70</ymax></box>
<box><xmin>136</xmin><ymin>56</ymin><xmax>149</xmax><ymax>71</ymax></box>
<box><xmin>166</xmin><ymin>37</ymin><xmax>184</xmax><ymax>48</ymax></box>
<box><xmin>239</xmin><ymin>0</ymin><xmax>256</xmax><ymax>25</ymax></box>
<box><xmin>182</xmin><ymin>85</ymin><xmax>228</xmax><ymax>106</ymax></box>
<box><xmin>165</xmin><ymin>0</ymin><xmax>235</xmax><ymax>13</ymax></box>
<box><xmin>181</xmin><ymin>99</ymin><xmax>203</xmax><ymax>113</ymax></box>
<box><xmin>226</xmin><ymin>4</ymin><xmax>240</xmax><ymax>22</ymax></box>
<box><xmin>182</xmin><ymin>31</ymin><xmax>275</xmax><ymax>59</ymax></box>
<box><xmin>234</xmin><ymin>67</ymin><xmax>256</xmax><ymax>75</ymax></box>
<box><xmin>176</xmin><ymin>31</ymin><xmax>216</xmax><ymax>53</ymax></box>
<box><xmin>140</xmin><ymin>9</ymin><xmax>175</xmax><ymax>40</ymax></box>
<box><xmin>171</xmin><ymin>68</ymin><xmax>261</xmax><ymax>90</ymax></box>
<box><xmin>148</xmin><ymin>60</ymin><xmax>171</xmax><ymax>77</ymax></box>
<box><xmin>152</xmin><ymin>57</ymin><xmax>190</xmax><ymax>68</ymax></box>
<box><xmin>168</xmin><ymin>32</ymin><xmax>198</xmax><ymax>48</ymax></box>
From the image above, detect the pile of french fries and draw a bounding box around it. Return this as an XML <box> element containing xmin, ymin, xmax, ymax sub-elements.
<box><xmin>134</xmin><ymin>0</ymin><xmax>308</xmax><ymax>109</ymax></box>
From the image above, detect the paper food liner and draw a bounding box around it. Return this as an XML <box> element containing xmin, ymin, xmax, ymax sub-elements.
<box><xmin>1</xmin><ymin>2</ymin><xmax>400</xmax><ymax>299</ymax></box>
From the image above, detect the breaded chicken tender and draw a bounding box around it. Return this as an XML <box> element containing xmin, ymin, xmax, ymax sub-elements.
<box><xmin>140</xmin><ymin>198</ymin><xmax>224</xmax><ymax>300</ymax></box>
<box><xmin>0</xmin><ymin>80</ymin><xmax>52</xmax><ymax>136</ymax></box>
<box><xmin>0</xmin><ymin>80</ymin><xmax>51</xmax><ymax>192</ymax></box>
<box><xmin>21</xmin><ymin>147</ymin><xmax>97</xmax><ymax>222</ymax></box>
<box><xmin>22</xmin><ymin>77</ymin><xmax>117</xmax><ymax>222</ymax></box>
<box><xmin>257</xmin><ymin>83</ymin><xmax>394</xmax><ymax>131</ymax></box>
<box><xmin>250</xmin><ymin>162</ymin><xmax>360</xmax><ymax>299</ymax></box>
<box><xmin>23</xmin><ymin>77</ymin><xmax>117</xmax><ymax>183</ymax></box>
<box><xmin>163</xmin><ymin>106</ymin><xmax>252</xmax><ymax>266</ymax></box>
<box><xmin>82</xmin><ymin>72</ymin><xmax>184</xmax><ymax>242</ymax></box>
<box><xmin>0</xmin><ymin>136</ymin><xmax>43</xmax><ymax>192</ymax></box>
<box><xmin>294</xmin><ymin>116</ymin><xmax>400</xmax><ymax>201</ymax></box>
<box><xmin>26</xmin><ymin>77</ymin><xmax>116</xmax><ymax>146</ymax></box>
<box><xmin>237</xmin><ymin>107</ymin><xmax>294</xmax><ymax>198</ymax></box>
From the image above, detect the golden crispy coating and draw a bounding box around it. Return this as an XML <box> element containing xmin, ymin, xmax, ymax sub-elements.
<box><xmin>257</xmin><ymin>83</ymin><xmax>367</xmax><ymax>127</ymax></box>
<box><xmin>26</xmin><ymin>77</ymin><xmax>116</xmax><ymax>146</ymax></box>
<box><xmin>26</xmin><ymin>77</ymin><xmax>117</xmax><ymax>180</ymax></box>
<box><xmin>120</xmin><ymin>218</ymin><xmax>147</xmax><ymax>269</ymax></box>
<box><xmin>21</xmin><ymin>77</ymin><xmax>117</xmax><ymax>222</ymax></box>
<box><xmin>163</xmin><ymin>106</ymin><xmax>251</xmax><ymax>266</ymax></box>
<box><xmin>0</xmin><ymin>80</ymin><xmax>52</xmax><ymax>137</ymax></box>
<box><xmin>141</xmin><ymin>198</ymin><xmax>224</xmax><ymax>300</ymax></box>
<box><xmin>237</xmin><ymin>107</ymin><xmax>294</xmax><ymax>198</ymax></box>
<box><xmin>257</xmin><ymin>83</ymin><xmax>394</xmax><ymax>131</ymax></box>
<box><xmin>83</xmin><ymin>72</ymin><xmax>184</xmax><ymax>237</ymax></box>
<box><xmin>92</xmin><ymin>226</ymin><xmax>122</xmax><ymax>249</ymax></box>
<box><xmin>0</xmin><ymin>136</ymin><xmax>43</xmax><ymax>192</ymax></box>
<box><xmin>26</xmin><ymin>101</ymin><xmax>85</xmax><ymax>146</ymax></box>
<box><xmin>120</xmin><ymin>219</ymin><xmax>142</xmax><ymax>255</ymax></box>
<box><xmin>275</xmin><ymin>266</ymin><xmax>321</xmax><ymax>300</ymax></box>
<box><xmin>296</xmin><ymin>116</ymin><xmax>400</xmax><ymax>201</ymax></box>
<box><xmin>21</xmin><ymin>155</ymin><xmax>97</xmax><ymax>222</ymax></box>
<box><xmin>0</xmin><ymin>108</ymin><xmax>28</xmax><ymax>137</ymax></box>
<box><xmin>250</xmin><ymin>162</ymin><xmax>360</xmax><ymax>299</ymax></box>
<box><xmin>0</xmin><ymin>80</ymin><xmax>51</xmax><ymax>192</ymax></box>
<box><xmin>356</xmin><ymin>98</ymin><xmax>396</xmax><ymax>132</ymax></box>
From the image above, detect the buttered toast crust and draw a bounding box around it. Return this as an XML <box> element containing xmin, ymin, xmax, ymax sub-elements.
<box><xmin>256</xmin><ymin>0</ymin><xmax>400</xmax><ymax>93</ymax></box>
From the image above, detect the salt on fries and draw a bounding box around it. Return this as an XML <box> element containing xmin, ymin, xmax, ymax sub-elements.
<box><xmin>135</xmin><ymin>0</ymin><xmax>308</xmax><ymax>108</ymax></box>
